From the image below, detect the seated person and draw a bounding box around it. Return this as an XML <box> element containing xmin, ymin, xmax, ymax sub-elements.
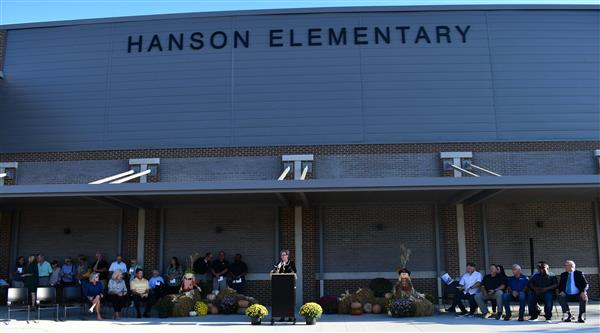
<box><xmin>60</xmin><ymin>257</ymin><xmax>77</xmax><ymax>286</ymax></box>
<box><xmin>475</xmin><ymin>264</ymin><xmax>506</xmax><ymax>319</ymax></box>
<box><xmin>108</xmin><ymin>255</ymin><xmax>127</xmax><ymax>277</ymax></box>
<box><xmin>166</xmin><ymin>257</ymin><xmax>183</xmax><ymax>294</ymax></box>
<box><xmin>228</xmin><ymin>254</ymin><xmax>248</xmax><ymax>294</ymax></box>
<box><xmin>558</xmin><ymin>260</ymin><xmax>588</xmax><ymax>323</ymax></box>
<box><xmin>107</xmin><ymin>270</ymin><xmax>128</xmax><ymax>320</ymax></box>
<box><xmin>149</xmin><ymin>269</ymin><xmax>166</xmax><ymax>298</ymax></box>
<box><xmin>502</xmin><ymin>264</ymin><xmax>528</xmax><ymax>321</ymax></box>
<box><xmin>527</xmin><ymin>261</ymin><xmax>558</xmax><ymax>322</ymax></box>
<box><xmin>447</xmin><ymin>262</ymin><xmax>482</xmax><ymax>317</ymax></box>
<box><xmin>130</xmin><ymin>269</ymin><xmax>151</xmax><ymax>318</ymax></box>
<box><xmin>193</xmin><ymin>252</ymin><xmax>212</xmax><ymax>284</ymax></box>
<box><xmin>211</xmin><ymin>251</ymin><xmax>229</xmax><ymax>292</ymax></box>
<box><xmin>83</xmin><ymin>272</ymin><xmax>104</xmax><ymax>320</ymax></box>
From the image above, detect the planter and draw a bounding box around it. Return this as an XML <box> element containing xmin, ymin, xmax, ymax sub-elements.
<box><xmin>305</xmin><ymin>317</ymin><xmax>317</xmax><ymax>325</ymax></box>
<box><xmin>251</xmin><ymin>317</ymin><xmax>262</xmax><ymax>325</ymax></box>
<box><xmin>351</xmin><ymin>309</ymin><xmax>363</xmax><ymax>315</ymax></box>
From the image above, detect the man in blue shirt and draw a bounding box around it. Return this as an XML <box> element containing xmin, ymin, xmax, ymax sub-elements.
<box><xmin>502</xmin><ymin>264</ymin><xmax>529</xmax><ymax>321</ymax></box>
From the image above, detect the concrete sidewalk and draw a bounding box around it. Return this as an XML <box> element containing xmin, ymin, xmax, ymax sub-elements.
<box><xmin>1</xmin><ymin>303</ymin><xmax>599</xmax><ymax>333</ymax></box>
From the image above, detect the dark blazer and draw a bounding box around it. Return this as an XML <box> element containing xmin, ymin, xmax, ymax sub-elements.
<box><xmin>272</xmin><ymin>260</ymin><xmax>296</xmax><ymax>274</ymax></box>
<box><xmin>558</xmin><ymin>270</ymin><xmax>588</xmax><ymax>293</ymax></box>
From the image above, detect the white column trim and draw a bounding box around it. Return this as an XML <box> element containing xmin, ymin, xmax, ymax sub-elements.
<box><xmin>456</xmin><ymin>203</ymin><xmax>467</xmax><ymax>272</ymax></box>
<box><xmin>137</xmin><ymin>208</ymin><xmax>145</xmax><ymax>266</ymax></box>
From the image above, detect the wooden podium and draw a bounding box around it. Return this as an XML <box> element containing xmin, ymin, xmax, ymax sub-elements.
<box><xmin>270</xmin><ymin>273</ymin><xmax>296</xmax><ymax>325</ymax></box>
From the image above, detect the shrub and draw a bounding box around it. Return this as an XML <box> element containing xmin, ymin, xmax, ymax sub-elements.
<box><xmin>219</xmin><ymin>295</ymin><xmax>239</xmax><ymax>314</ymax></box>
<box><xmin>369</xmin><ymin>278</ymin><xmax>393</xmax><ymax>297</ymax></box>
<box><xmin>388</xmin><ymin>298</ymin><xmax>416</xmax><ymax>317</ymax></box>
<box><xmin>317</xmin><ymin>295</ymin><xmax>339</xmax><ymax>314</ymax></box>
<box><xmin>156</xmin><ymin>295</ymin><xmax>175</xmax><ymax>317</ymax></box>
<box><xmin>245</xmin><ymin>304</ymin><xmax>269</xmax><ymax>319</ymax></box>
<box><xmin>299</xmin><ymin>302</ymin><xmax>323</xmax><ymax>319</ymax></box>
<box><xmin>172</xmin><ymin>297</ymin><xmax>195</xmax><ymax>317</ymax></box>
<box><xmin>194</xmin><ymin>301</ymin><xmax>208</xmax><ymax>316</ymax></box>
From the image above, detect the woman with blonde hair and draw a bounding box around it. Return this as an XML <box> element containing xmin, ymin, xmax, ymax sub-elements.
<box><xmin>108</xmin><ymin>270</ymin><xmax>128</xmax><ymax>320</ymax></box>
<box><xmin>83</xmin><ymin>272</ymin><xmax>104</xmax><ymax>320</ymax></box>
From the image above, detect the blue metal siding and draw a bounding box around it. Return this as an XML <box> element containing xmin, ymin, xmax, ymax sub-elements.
<box><xmin>0</xmin><ymin>10</ymin><xmax>598</xmax><ymax>153</ymax></box>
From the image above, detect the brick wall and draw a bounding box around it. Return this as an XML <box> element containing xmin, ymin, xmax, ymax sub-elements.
<box><xmin>322</xmin><ymin>204</ymin><xmax>436</xmax><ymax>272</ymax></box>
<box><xmin>143</xmin><ymin>208</ymin><xmax>161</xmax><ymax>272</ymax></box>
<box><xmin>121</xmin><ymin>208</ymin><xmax>138</xmax><ymax>261</ymax></box>
<box><xmin>278</xmin><ymin>207</ymin><xmax>295</xmax><ymax>259</ymax></box>
<box><xmin>1</xmin><ymin>141</ymin><xmax>598</xmax><ymax>162</ymax></box>
<box><xmin>440</xmin><ymin>205</ymin><xmax>459</xmax><ymax>277</ymax></box>
<box><xmin>324</xmin><ymin>278</ymin><xmax>437</xmax><ymax>300</ymax></box>
<box><xmin>163</xmin><ymin>206</ymin><xmax>276</xmax><ymax>272</ymax></box>
<box><xmin>486</xmin><ymin>201</ymin><xmax>599</xmax><ymax>298</ymax></box>
<box><xmin>464</xmin><ymin>204</ymin><xmax>484</xmax><ymax>269</ymax></box>
<box><xmin>17</xmin><ymin>207</ymin><xmax>121</xmax><ymax>263</ymax></box>
<box><xmin>302</xmin><ymin>207</ymin><xmax>319</xmax><ymax>302</ymax></box>
<box><xmin>0</xmin><ymin>210</ymin><xmax>12</xmax><ymax>279</ymax></box>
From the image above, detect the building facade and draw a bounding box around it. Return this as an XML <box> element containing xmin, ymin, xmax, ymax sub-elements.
<box><xmin>0</xmin><ymin>5</ymin><xmax>599</xmax><ymax>305</ymax></box>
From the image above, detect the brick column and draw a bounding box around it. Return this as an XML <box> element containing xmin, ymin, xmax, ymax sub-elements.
<box><xmin>121</xmin><ymin>208</ymin><xmax>138</xmax><ymax>262</ymax></box>
<box><xmin>464</xmin><ymin>204</ymin><xmax>484</xmax><ymax>269</ymax></box>
<box><xmin>302</xmin><ymin>207</ymin><xmax>318</xmax><ymax>303</ymax></box>
<box><xmin>440</xmin><ymin>205</ymin><xmax>459</xmax><ymax>277</ymax></box>
<box><xmin>143</xmin><ymin>208</ymin><xmax>161</xmax><ymax>272</ymax></box>
<box><xmin>278</xmin><ymin>207</ymin><xmax>295</xmax><ymax>257</ymax></box>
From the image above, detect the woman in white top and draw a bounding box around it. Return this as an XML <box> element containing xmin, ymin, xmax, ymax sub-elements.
<box><xmin>107</xmin><ymin>270</ymin><xmax>128</xmax><ymax>320</ymax></box>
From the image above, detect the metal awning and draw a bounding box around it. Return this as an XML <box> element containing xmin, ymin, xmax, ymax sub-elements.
<box><xmin>0</xmin><ymin>175</ymin><xmax>598</xmax><ymax>208</ymax></box>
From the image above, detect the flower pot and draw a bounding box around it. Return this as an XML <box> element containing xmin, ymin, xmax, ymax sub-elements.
<box><xmin>251</xmin><ymin>317</ymin><xmax>262</xmax><ymax>325</ymax></box>
<box><xmin>305</xmin><ymin>317</ymin><xmax>317</xmax><ymax>325</ymax></box>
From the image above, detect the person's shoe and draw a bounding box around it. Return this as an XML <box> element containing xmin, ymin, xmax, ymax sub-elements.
<box><xmin>578</xmin><ymin>314</ymin><xmax>585</xmax><ymax>323</ymax></box>
<box><xmin>528</xmin><ymin>316</ymin><xmax>540</xmax><ymax>322</ymax></box>
<box><xmin>482</xmin><ymin>312</ymin><xmax>491</xmax><ymax>319</ymax></box>
<box><xmin>456</xmin><ymin>311</ymin><xmax>468</xmax><ymax>317</ymax></box>
<box><xmin>504</xmin><ymin>314</ymin><xmax>511</xmax><ymax>321</ymax></box>
<box><xmin>495</xmin><ymin>313</ymin><xmax>502</xmax><ymax>320</ymax></box>
<box><xmin>445</xmin><ymin>307</ymin><xmax>457</xmax><ymax>313</ymax></box>
<box><xmin>562</xmin><ymin>312</ymin><xmax>572</xmax><ymax>322</ymax></box>
<box><xmin>517</xmin><ymin>316</ymin><xmax>524</xmax><ymax>322</ymax></box>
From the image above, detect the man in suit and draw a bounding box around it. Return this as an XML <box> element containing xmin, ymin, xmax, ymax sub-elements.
<box><xmin>558</xmin><ymin>260</ymin><xmax>588</xmax><ymax>323</ymax></box>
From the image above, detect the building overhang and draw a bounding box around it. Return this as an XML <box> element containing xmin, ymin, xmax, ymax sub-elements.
<box><xmin>0</xmin><ymin>175</ymin><xmax>598</xmax><ymax>209</ymax></box>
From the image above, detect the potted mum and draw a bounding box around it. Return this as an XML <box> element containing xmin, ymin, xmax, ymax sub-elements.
<box><xmin>299</xmin><ymin>302</ymin><xmax>323</xmax><ymax>325</ymax></box>
<box><xmin>245</xmin><ymin>304</ymin><xmax>269</xmax><ymax>325</ymax></box>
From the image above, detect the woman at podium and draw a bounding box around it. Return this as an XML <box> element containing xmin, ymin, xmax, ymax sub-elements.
<box><xmin>271</xmin><ymin>249</ymin><xmax>297</xmax><ymax>323</ymax></box>
<box><xmin>272</xmin><ymin>249</ymin><xmax>297</xmax><ymax>274</ymax></box>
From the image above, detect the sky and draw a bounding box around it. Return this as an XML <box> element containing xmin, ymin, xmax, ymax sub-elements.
<box><xmin>1</xmin><ymin>0</ymin><xmax>598</xmax><ymax>25</ymax></box>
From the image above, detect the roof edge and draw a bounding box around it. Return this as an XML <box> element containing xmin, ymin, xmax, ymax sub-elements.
<box><xmin>1</xmin><ymin>4</ymin><xmax>599</xmax><ymax>30</ymax></box>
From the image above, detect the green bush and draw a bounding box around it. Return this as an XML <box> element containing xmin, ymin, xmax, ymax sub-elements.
<box><xmin>156</xmin><ymin>295</ymin><xmax>175</xmax><ymax>317</ymax></box>
<box><xmin>299</xmin><ymin>302</ymin><xmax>323</xmax><ymax>319</ymax></box>
<box><xmin>245</xmin><ymin>304</ymin><xmax>269</xmax><ymax>319</ymax></box>
<box><xmin>369</xmin><ymin>278</ymin><xmax>393</xmax><ymax>297</ymax></box>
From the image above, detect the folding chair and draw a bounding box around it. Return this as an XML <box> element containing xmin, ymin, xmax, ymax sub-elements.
<box><xmin>35</xmin><ymin>287</ymin><xmax>59</xmax><ymax>321</ymax></box>
<box><xmin>62</xmin><ymin>286</ymin><xmax>84</xmax><ymax>321</ymax></box>
<box><xmin>6</xmin><ymin>287</ymin><xmax>31</xmax><ymax>322</ymax></box>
